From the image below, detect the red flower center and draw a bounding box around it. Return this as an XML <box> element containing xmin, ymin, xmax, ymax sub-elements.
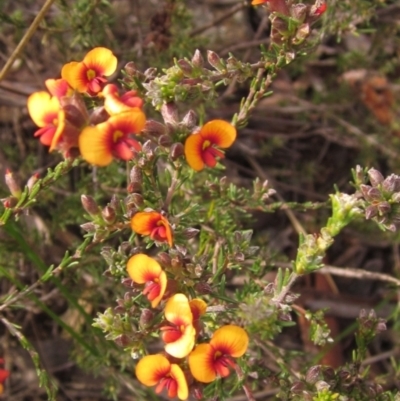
<box><xmin>160</xmin><ymin>322</ymin><xmax>186</xmax><ymax>343</ymax></box>
<box><xmin>213</xmin><ymin>350</ymin><xmax>236</xmax><ymax>378</ymax></box>
<box><xmin>201</xmin><ymin>144</ymin><xmax>225</xmax><ymax>168</ymax></box>
<box><xmin>155</xmin><ymin>375</ymin><xmax>178</xmax><ymax>398</ymax></box>
<box><xmin>143</xmin><ymin>280</ymin><xmax>161</xmax><ymax>301</ymax></box>
<box><xmin>150</xmin><ymin>224</ymin><xmax>167</xmax><ymax>242</ymax></box>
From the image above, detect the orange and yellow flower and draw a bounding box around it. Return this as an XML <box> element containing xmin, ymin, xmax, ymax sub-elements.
<box><xmin>136</xmin><ymin>354</ymin><xmax>188</xmax><ymax>400</ymax></box>
<box><xmin>102</xmin><ymin>84</ymin><xmax>144</xmax><ymax>115</ymax></box>
<box><xmin>131</xmin><ymin>211</ymin><xmax>173</xmax><ymax>247</ymax></box>
<box><xmin>188</xmin><ymin>325</ymin><xmax>249</xmax><ymax>383</ymax></box>
<box><xmin>0</xmin><ymin>359</ymin><xmax>9</xmax><ymax>395</ymax></box>
<box><xmin>79</xmin><ymin>110</ymin><xmax>146</xmax><ymax>166</ymax></box>
<box><xmin>61</xmin><ymin>47</ymin><xmax>117</xmax><ymax>95</ymax></box>
<box><xmin>161</xmin><ymin>293</ymin><xmax>196</xmax><ymax>358</ymax></box>
<box><xmin>251</xmin><ymin>0</ymin><xmax>268</xmax><ymax>4</ymax></box>
<box><xmin>184</xmin><ymin>120</ymin><xmax>236</xmax><ymax>171</ymax></box>
<box><xmin>127</xmin><ymin>254</ymin><xmax>167</xmax><ymax>308</ymax></box>
<box><xmin>27</xmin><ymin>91</ymin><xmax>62</xmax><ymax>146</ymax></box>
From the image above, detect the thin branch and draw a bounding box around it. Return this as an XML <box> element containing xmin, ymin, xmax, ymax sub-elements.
<box><xmin>320</xmin><ymin>264</ymin><xmax>400</xmax><ymax>287</ymax></box>
<box><xmin>0</xmin><ymin>0</ymin><xmax>56</xmax><ymax>81</ymax></box>
<box><xmin>190</xmin><ymin>3</ymin><xmax>246</xmax><ymax>37</ymax></box>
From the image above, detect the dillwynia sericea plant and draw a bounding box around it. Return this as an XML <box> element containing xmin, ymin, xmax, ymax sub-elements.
<box><xmin>2</xmin><ymin>0</ymin><xmax>400</xmax><ymax>400</ymax></box>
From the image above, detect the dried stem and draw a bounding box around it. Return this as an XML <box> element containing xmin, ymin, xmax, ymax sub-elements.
<box><xmin>0</xmin><ymin>0</ymin><xmax>56</xmax><ymax>81</ymax></box>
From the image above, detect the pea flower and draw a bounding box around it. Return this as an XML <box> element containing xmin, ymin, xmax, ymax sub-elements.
<box><xmin>61</xmin><ymin>47</ymin><xmax>117</xmax><ymax>95</ymax></box>
<box><xmin>188</xmin><ymin>325</ymin><xmax>249</xmax><ymax>383</ymax></box>
<box><xmin>184</xmin><ymin>120</ymin><xmax>236</xmax><ymax>171</ymax></box>
<box><xmin>0</xmin><ymin>359</ymin><xmax>9</xmax><ymax>395</ymax></box>
<box><xmin>126</xmin><ymin>253</ymin><xmax>167</xmax><ymax>308</ymax></box>
<box><xmin>102</xmin><ymin>84</ymin><xmax>144</xmax><ymax>115</ymax></box>
<box><xmin>160</xmin><ymin>293</ymin><xmax>196</xmax><ymax>358</ymax></box>
<box><xmin>27</xmin><ymin>91</ymin><xmax>62</xmax><ymax>146</ymax></box>
<box><xmin>79</xmin><ymin>110</ymin><xmax>146</xmax><ymax>166</ymax></box>
<box><xmin>131</xmin><ymin>211</ymin><xmax>173</xmax><ymax>247</ymax></box>
<box><xmin>135</xmin><ymin>354</ymin><xmax>188</xmax><ymax>400</ymax></box>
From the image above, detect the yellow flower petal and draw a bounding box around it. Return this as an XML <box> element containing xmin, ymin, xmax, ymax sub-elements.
<box><xmin>188</xmin><ymin>343</ymin><xmax>216</xmax><ymax>383</ymax></box>
<box><xmin>150</xmin><ymin>270</ymin><xmax>167</xmax><ymax>308</ymax></box>
<box><xmin>83</xmin><ymin>47</ymin><xmax>117</xmax><ymax>77</ymax></box>
<box><xmin>135</xmin><ymin>354</ymin><xmax>170</xmax><ymax>386</ymax></box>
<box><xmin>131</xmin><ymin>211</ymin><xmax>161</xmax><ymax>235</ymax></box>
<box><xmin>189</xmin><ymin>298</ymin><xmax>207</xmax><ymax>320</ymax></box>
<box><xmin>61</xmin><ymin>61</ymin><xmax>88</xmax><ymax>93</ymax></box>
<box><xmin>210</xmin><ymin>325</ymin><xmax>249</xmax><ymax>358</ymax></box>
<box><xmin>184</xmin><ymin>132</ymin><xmax>205</xmax><ymax>171</ymax></box>
<box><xmin>165</xmin><ymin>324</ymin><xmax>196</xmax><ymax>358</ymax></box>
<box><xmin>107</xmin><ymin>110</ymin><xmax>146</xmax><ymax>136</ymax></box>
<box><xmin>170</xmin><ymin>363</ymin><xmax>189</xmax><ymax>400</ymax></box>
<box><xmin>165</xmin><ymin>294</ymin><xmax>193</xmax><ymax>326</ymax></box>
<box><xmin>127</xmin><ymin>254</ymin><xmax>162</xmax><ymax>284</ymax></box>
<box><xmin>200</xmin><ymin>120</ymin><xmax>237</xmax><ymax>148</ymax></box>
<box><xmin>79</xmin><ymin>124</ymin><xmax>113</xmax><ymax>166</ymax></box>
<box><xmin>27</xmin><ymin>91</ymin><xmax>59</xmax><ymax>127</ymax></box>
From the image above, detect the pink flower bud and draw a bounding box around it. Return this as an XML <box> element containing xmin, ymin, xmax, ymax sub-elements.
<box><xmin>5</xmin><ymin>169</ymin><xmax>21</xmax><ymax>198</ymax></box>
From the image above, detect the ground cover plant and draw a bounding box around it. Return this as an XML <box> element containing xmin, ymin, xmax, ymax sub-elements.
<box><xmin>2</xmin><ymin>0</ymin><xmax>400</xmax><ymax>400</ymax></box>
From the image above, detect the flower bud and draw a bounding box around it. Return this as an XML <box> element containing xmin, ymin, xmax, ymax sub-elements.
<box><xmin>129</xmin><ymin>193</ymin><xmax>144</xmax><ymax>207</ymax></box>
<box><xmin>365</xmin><ymin>205</ymin><xmax>378</xmax><ymax>220</ymax></box>
<box><xmin>80</xmin><ymin>222</ymin><xmax>96</xmax><ymax>232</ymax></box>
<box><xmin>109</xmin><ymin>194</ymin><xmax>119</xmax><ymax>211</ymax></box>
<box><xmin>368</xmin><ymin>168</ymin><xmax>384</xmax><ymax>187</ymax></box>
<box><xmin>377</xmin><ymin>201</ymin><xmax>391</xmax><ymax>215</ymax></box>
<box><xmin>144</xmin><ymin>120</ymin><xmax>167</xmax><ymax>136</ymax></box>
<box><xmin>207</xmin><ymin>50</ymin><xmax>223</xmax><ymax>71</ymax></box>
<box><xmin>144</xmin><ymin>67</ymin><xmax>157</xmax><ymax>79</ymax></box>
<box><xmin>268</xmin><ymin>0</ymin><xmax>290</xmax><ymax>14</ymax></box>
<box><xmin>177</xmin><ymin>59</ymin><xmax>193</xmax><ymax>76</ymax></box>
<box><xmin>60</xmin><ymin>92</ymin><xmax>89</xmax><ymax>127</ymax></box>
<box><xmin>2</xmin><ymin>196</ymin><xmax>18</xmax><ymax>208</ymax></box>
<box><xmin>124</xmin><ymin>61</ymin><xmax>137</xmax><ymax>76</ymax></box>
<box><xmin>194</xmin><ymin>282</ymin><xmax>212</xmax><ymax>295</ymax></box>
<box><xmin>382</xmin><ymin>174</ymin><xmax>400</xmax><ymax>193</ymax></box>
<box><xmin>142</xmin><ymin>140</ymin><xmax>155</xmax><ymax>160</ymax></box>
<box><xmin>183</xmin><ymin>228</ymin><xmax>200</xmax><ymax>239</ymax></box>
<box><xmin>157</xmin><ymin>252</ymin><xmax>171</xmax><ymax>267</ymax></box>
<box><xmin>171</xmin><ymin>255</ymin><xmax>183</xmax><ymax>269</ymax></box>
<box><xmin>102</xmin><ymin>206</ymin><xmax>116</xmax><ymax>224</ymax></box>
<box><xmin>115</xmin><ymin>334</ymin><xmax>130</xmax><ymax>347</ymax></box>
<box><xmin>305</xmin><ymin>366</ymin><xmax>321</xmax><ymax>384</ymax></box>
<box><xmin>26</xmin><ymin>173</ymin><xmax>40</xmax><ymax>193</ymax></box>
<box><xmin>130</xmin><ymin>166</ymin><xmax>142</xmax><ymax>192</ymax></box>
<box><xmin>121</xmin><ymin>278</ymin><xmax>134</xmax><ymax>287</ymax></box>
<box><xmin>81</xmin><ymin>195</ymin><xmax>100</xmax><ymax>217</ymax></box>
<box><xmin>233</xmin><ymin>252</ymin><xmax>245</xmax><ymax>262</ymax></box>
<box><xmin>181</xmin><ymin>110</ymin><xmax>197</xmax><ymax>129</ymax></box>
<box><xmin>290</xmin><ymin>3</ymin><xmax>308</xmax><ymax>22</ymax></box>
<box><xmin>310</xmin><ymin>0</ymin><xmax>327</xmax><ymax>17</ymax></box>
<box><xmin>170</xmin><ymin>143</ymin><xmax>184</xmax><ymax>160</ymax></box>
<box><xmin>158</xmin><ymin>134</ymin><xmax>173</xmax><ymax>147</ymax></box>
<box><xmin>139</xmin><ymin>308</ymin><xmax>154</xmax><ymax>329</ymax></box>
<box><xmin>293</xmin><ymin>23</ymin><xmax>310</xmax><ymax>44</ymax></box>
<box><xmin>5</xmin><ymin>169</ymin><xmax>21</xmax><ymax>198</ymax></box>
<box><xmin>161</xmin><ymin>103</ymin><xmax>179</xmax><ymax>126</ymax></box>
<box><xmin>191</xmin><ymin>49</ymin><xmax>204</xmax><ymax>67</ymax></box>
<box><xmin>89</xmin><ymin>106</ymin><xmax>109</xmax><ymax>125</ymax></box>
